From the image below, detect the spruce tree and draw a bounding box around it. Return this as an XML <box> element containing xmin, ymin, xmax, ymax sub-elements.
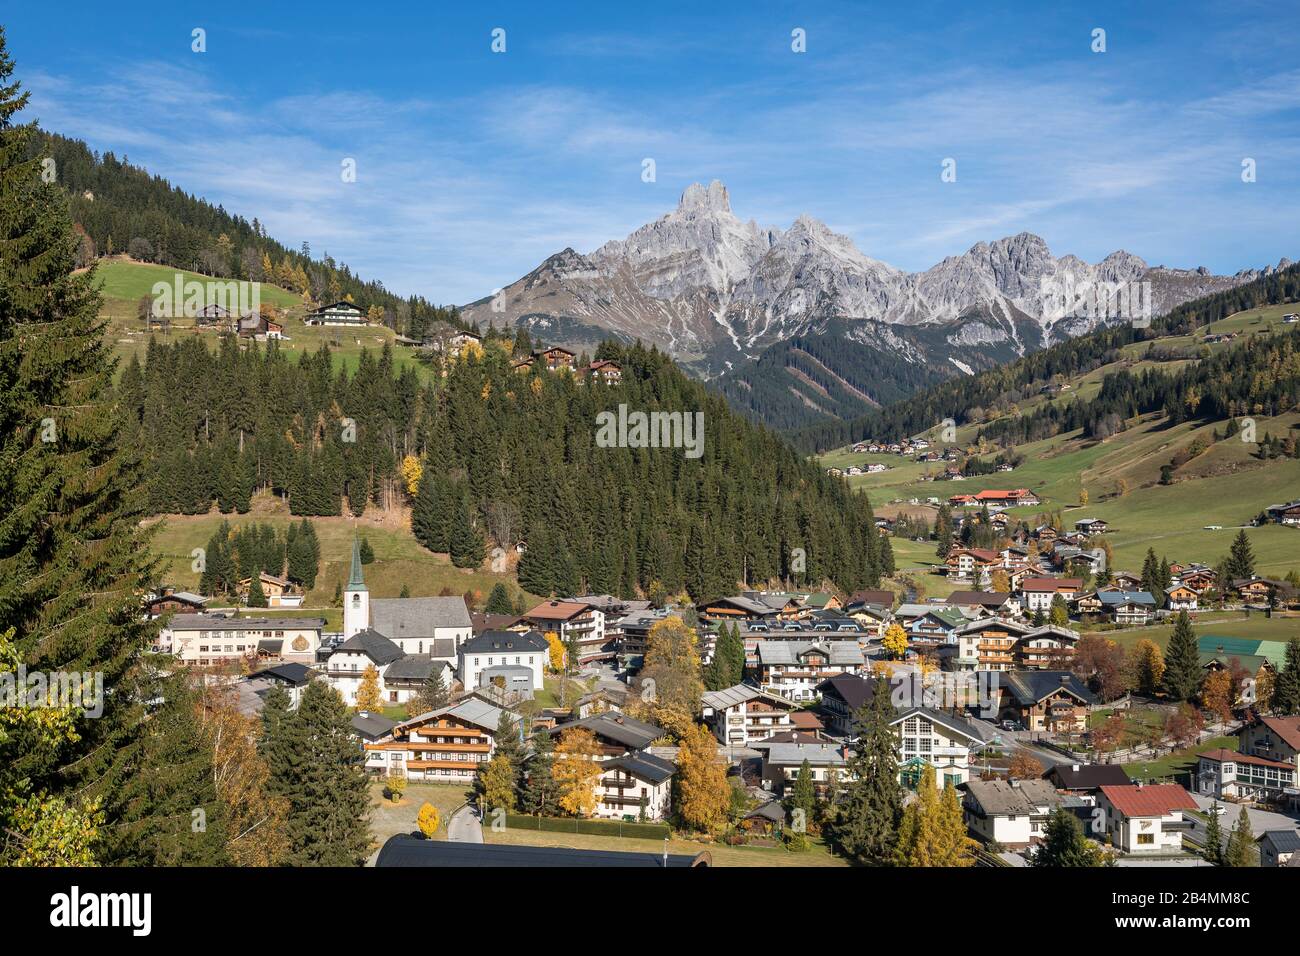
<box><xmin>449</xmin><ymin>489</ymin><xmax>485</xmax><ymax>568</ymax></box>
<box><xmin>1163</xmin><ymin>611</ymin><xmax>1202</xmax><ymax>702</ymax></box>
<box><xmin>262</xmin><ymin>682</ymin><xmax>371</xmax><ymax>866</ymax></box>
<box><xmin>1270</xmin><ymin>637</ymin><xmax>1300</xmax><ymax>716</ymax></box>
<box><xmin>1032</xmin><ymin>807</ymin><xmax>1107</xmax><ymax>866</ymax></box>
<box><xmin>1202</xmin><ymin>803</ymin><xmax>1225</xmax><ymax>865</ymax></box>
<box><xmin>485</xmin><ymin>582</ymin><xmax>514</xmax><ymax>615</ymax></box>
<box><xmin>1223</xmin><ymin>805</ymin><xmax>1256</xmax><ymax>866</ymax></box>
<box><xmin>832</xmin><ymin>678</ymin><xmax>902</xmax><ymax>864</ymax></box>
<box><xmin>522</xmin><ymin>729</ymin><xmax>558</xmax><ymax>816</ymax></box>
<box><xmin>789</xmin><ymin>759</ymin><xmax>816</xmax><ymax>827</ymax></box>
<box><xmin>247</xmin><ymin>572</ymin><xmax>268</xmax><ymax>608</ymax></box>
<box><xmin>0</xmin><ymin>29</ymin><xmax>212</xmax><ymax>865</ymax></box>
<box><xmin>1225</xmin><ymin>529</ymin><xmax>1256</xmax><ymax>581</ymax></box>
<box><xmin>415</xmin><ymin>666</ymin><xmax>449</xmax><ymax>713</ymax></box>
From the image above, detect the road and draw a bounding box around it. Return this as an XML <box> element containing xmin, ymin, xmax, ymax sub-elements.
<box><xmin>447</xmin><ymin>805</ymin><xmax>484</xmax><ymax>843</ymax></box>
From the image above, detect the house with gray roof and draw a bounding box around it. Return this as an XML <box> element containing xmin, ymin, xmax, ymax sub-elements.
<box><xmin>459</xmin><ymin>629</ymin><xmax>547</xmax><ymax>692</ymax></box>
<box><xmin>963</xmin><ymin>777</ymin><xmax>1065</xmax><ymax>848</ymax></box>
<box><xmin>700</xmin><ymin>683</ymin><xmax>802</xmax><ymax>746</ymax></box>
<box><xmin>755</xmin><ymin>639</ymin><xmax>865</xmax><ymax>702</ymax></box>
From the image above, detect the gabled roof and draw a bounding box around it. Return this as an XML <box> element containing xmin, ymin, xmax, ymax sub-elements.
<box><xmin>1257</xmin><ymin>830</ymin><xmax>1300</xmax><ymax>853</ymax></box>
<box><xmin>1003</xmin><ymin>670</ymin><xmax>1096</xmax><ymax>707</ymax></box>
<box><xmin>846</xmin><ymin>589</ymin><xmax>895</xmax><ymax>609</ymax></box>
<box><xmin>351</xmin><ymin>712</ymin><xmax>398</xmax><ymax>739</ymax></box>
<box><xmin>397</xmin><ymin>697</ymin><xmax>504</xmax><ymax>734</ymax></box>
<box><xmin>891</xmin><ymin>706</ymin><xmax>981</xmax><ymax>743</ymax></box>
<box><xmin>261</xmin><ymin>662</ymin><xmax>316</xmax><ymax>685</ymax></box>
<box><xmin>701</xmin><ymin>683</ymin><xmax>797</xmax><ymax>711</ymax></box>
<box><xmin>1256</xmin><ymin>715</ymin><xmax>1300</xmax><ymax>751</ymax></box>
<box><xmin>1049</xmin><ymin>763</ymin><xmax>1132</xmax><ymax>790</ymax></box>
<box><xmin>762</xmin><ymin>742</ymin><xmax>849</xmax><ymax>766</ymax></box>
<box><xmin>816</xmin><ymin>674</ymin><xmax>875</xmax><ymax>712</ymax></box>
<box><xmin>461</xmin><ymin>629</ymin><xmax>548</xmax><ymax>655</ymax></box>
<box><xmin>1021</xmin><ymin>577</ymin><xmax>1083</xmax><ymax>592</ymax></box>
<box><xmin>525</xmin><ymin>600</ymin><xmax>591</xmax><ymax>622</ymax></box>
<box><xmin>756</xmin><ymin>639</ymin><xmax>864</xmax><ymax>666</ymax></box>
<box><xmin>1198</xmin><ymin>748</ymin><xmax>1295</xmax><ymax>770</ymax></box>
<box><xmin>334</xmin><ymin>628</ymin><xmax>404</xmax><ymax>665</ymax></box>
<box><xmin>1098</xmin><ymin>590</ymin><xmax>1157</xmax><ymax>607</ymax></box>
<box><xmin>956</xmin><ymin>617</ymin><xmax>1032</xmax><ymax>636</ymax></box>
<box><xmin>1100</xmin><ymin>784</ymin><xmax>1196</xmax><ymax>818</ymax></box>
<box><xmin>548</xmin><ymin>712</ymin><xmax>663</xmax><ymax>749</ymax></box>
<box><xmin>604</xmin><ymin>751</ymin><xmax>676</xmax><ymax>784</ymax></box>
<box><xmin>964</xmin><ymin>778</ymin><xmax>1062</xmax><ymax>816</ymax></box>
<box><xmin>370</xmin><ymin>596</ymin><xmax>472</xmax><ymax>638</ymax></box>
<box><xmin>384</xmin><ymin>656</ymin><xmax>447</xmax><ymax>680</ymax></box>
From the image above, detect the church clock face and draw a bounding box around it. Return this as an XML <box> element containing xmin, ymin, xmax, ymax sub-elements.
<box><xmin>292</xmin><ymin>636</ymin><xmax>309</xmax><ymax>652</ymax></box>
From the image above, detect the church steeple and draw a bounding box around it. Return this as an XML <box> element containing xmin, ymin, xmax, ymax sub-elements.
<box><xmin>348</xmin><ymin>535</ymin><xmax>368</xmax><ymax>592</ymax></box>
<box><xmin>343</xmin><ymin>534</ymin><xmax>370</xmax><ymax>639</ymax></box>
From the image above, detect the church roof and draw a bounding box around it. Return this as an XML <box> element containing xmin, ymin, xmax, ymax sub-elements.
<box><xmin>348</xmin><ymin>535</ymin><xmax>368</xmax><ymax>592</ymax></box>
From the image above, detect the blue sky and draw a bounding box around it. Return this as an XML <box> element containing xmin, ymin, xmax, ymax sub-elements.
<box><xmin>9</xmin><ymin>1</ymin><xmax>1300</xmax><ymax>303</ymax></box>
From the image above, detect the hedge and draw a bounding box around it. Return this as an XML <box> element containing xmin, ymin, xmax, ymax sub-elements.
<box><xmin>503</xmin><ymin>813</ymin><xmax>670</xmax><ymax>840</ymax></box>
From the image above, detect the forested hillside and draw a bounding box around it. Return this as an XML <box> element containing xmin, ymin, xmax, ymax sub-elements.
<box><xmin>27</xmin><ymin>129</ymin><xmax>465</xmax><ymax>340</ymax></box>
<box><xmin>117</xmin><ymin>336</ymin><xmax>893</xmax><ymax>602</ymax></box>
<box><xmin>792</xmin><ymin>263</ymin><xmax>1300</xmax><ymax>453</ymax></box>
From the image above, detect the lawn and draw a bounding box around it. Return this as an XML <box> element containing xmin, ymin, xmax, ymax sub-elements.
<box><xmin>145</xmin><ymin>490</ymin><xmax>537</xmax><ymax>610</ymax></box>
<box><xmin>483</xmin><ymin>825</ymin><xmax>848</xmax><ymax>867</ymax></box>
<box><xmin>368</xmin><ymin>781</ymin><xmax>468</xmax><ymax>850</ymax></box>
<box><xmin>1120</xmin><ymin>735</ymin><xmax>1238</xmax><ymax>785</ymax></box>
<box><xmin>1102</xmin><ymin>611</ymin><xmax>1300</xmax><ymax>653</ymax></box>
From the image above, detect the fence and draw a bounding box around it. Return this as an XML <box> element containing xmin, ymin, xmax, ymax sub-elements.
<box><xmin>503</xmin><ymin>813</ymin><xmax>670</xmax><ymax>841</ymax></box>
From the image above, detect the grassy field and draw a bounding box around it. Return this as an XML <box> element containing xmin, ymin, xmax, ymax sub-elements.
<box><xmin>1100</xmin><ymin>611</ymin><xmax>1300</xmax><ymax>653</ymax></box>
<box><xmin>93</xmin><ymin>257</ymin><xmax>433</xmax><ymax>381</ymax></box>
<box><xmin>1121</xmin><ymin>735</ymin><xmax>1238</xmax><ymax>784</ymax></box>
<box><xmin>145</xmin><ymin>491</ymin><xmax>535</xmax><ymax>612</ymax></box>
<box><xmin>821</xmin><ymin>302</ymin><xmax>1300</xmax><ymax>581</ymax></box>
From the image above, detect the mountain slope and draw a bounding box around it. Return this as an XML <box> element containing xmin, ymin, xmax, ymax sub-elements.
<box><xmin>462</xmin><ymin>181</ymin><xmax>1271</xmax><ymax>403</ymax></box>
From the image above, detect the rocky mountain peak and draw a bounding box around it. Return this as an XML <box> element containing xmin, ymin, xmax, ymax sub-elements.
<box><xmin>676</xmin><ymin>179</ymin><xmax>732</xmax><ymax>216</ymax></box>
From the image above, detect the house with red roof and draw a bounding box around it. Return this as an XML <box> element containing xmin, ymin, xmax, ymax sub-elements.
<box><xmin>1097</xmin><ymin>783</ymin><xmax>1197</xmax><ymax>854</ymax></box>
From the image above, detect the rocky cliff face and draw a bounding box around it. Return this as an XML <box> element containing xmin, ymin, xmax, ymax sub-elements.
<box><xmin>461</xmin><ymin>180</ymin><xmax>1267</xmax><ymax>377</ymax></box>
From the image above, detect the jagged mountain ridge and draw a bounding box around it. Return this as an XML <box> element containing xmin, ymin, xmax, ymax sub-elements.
<box><xmin>461</xmin><ymin>181</ymin><xmax>1282</xmax><ymax>415</ymax></box>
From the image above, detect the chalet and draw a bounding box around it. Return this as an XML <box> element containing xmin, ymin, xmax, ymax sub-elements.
<box><xmin>845</xmin><ymin>588</ymin><xmax>895</xmax><ymax>610</ymax></box>
<box><xmin>1179</xmin><ymin>568</ymin><xmax>1218</xmax><ymax>593</ymax></box>
<box><xmin>1164</xmin><ymin>583</ymin><xmax>1199</xmax><ymax>611</ymax></box>
<box><xmin>194</xmin><ymin>303</ymin><xmax>233</xmax><ymax>326</ymax></box>
<box><xmin>1074</xmin><ymin>518</ymin><xmax>1109</xmax><ymax>534</ymax></box>
<box><xmin>1197</xmin><ymin>636</ymin><xmax>1290</xmax><ymax>679</ymax></box>
<box><xmin>1098</xmin><ymin>590</ymin><xmax>1157</xmax><ymax>625</ymax></box>
<box><xmin>968</xmin><ymin>488</ymin><xmax>1041</xmax><ymax>508</ymax></box>
<box><xmin>946</xmin><ymin>547</ymin><xmax>999</xmax><ymax>583</ymax></box>
<box><xmin>700</xmin><ymin>684</ymin><xmax>801</xmax><ymax>746</ymax></box>
<box><xmin>1016</xmin><ymin>624</ymin><xmax>1080</xmax><ymax>669</ymax></box>
<box><xmin>545</xmin><ymin>712</ymin><xmax>665</xmax><ymax>758</ymax></box>
<box><xmin>1111</xmin><ymin>571</ymin><xmax>1143</xmax><ymax>590</ymax></box>
<box><xmin>305</xmin><ymin>300</ymin><xmax>367</xmax><ymax>326</ymax></box>
<box><xmin>237</xmin><ymin>571</ymin><xmax>300</xmax><ymax>608</ymax></box>
<box><xmin>1047</xmin><ymin>762</ymin><xmax>1132</xmax><ymax>801</ymax></box>
<box><xmin>1265</xmin><ymin>499</ymin><xmax>1300</xmax><ymax>525</ymax></box>
<box><xmin>1097</xmin><ymin>784</ymin><xmax>1196</xmax><ymax>854</ymax></box>
<box><xmin>760</xmin><ymin>742</ymin><xmax>852</xmax><ymax>799</ymax></box>
<box><xmin>364</xmin><ymin>698</ymin><xmax>503</xmax><ymax>783</ymax></box>
<box><xmin>511</xmin><ymin>355</ymin><xmax>535</xmax><ymax>372</ymax></box>
<box><xmin>1070</xmin><ymin>591</ymin><xmax>1105</xmax><ymax>617</ymax></box>
<box><xmin>1194</xmin><ymin>748</ymin><xmax>1297</xmax><ymax>802</ymax></box>
<box><xmin>906</xmin><ymin>607</ymin><xmax>968</xmax><ymax>644</ymax></box>
<box><xmin>1019</xmin><ymin>577</ymin><xmax>1083</xmax><ymax>613</ymax></box>
<box><xmin>698</xmin><ymin>594</ymin><xmax>783</xmax><ymax>625</ymax></box>
<box><xmin>947</xmin><ymin>591</ymin><xmax>1018</xmax><ymax>615</ymax></box>
<box><xmin>615</xmin><ymin>606</ymin><xmax>684</xmax><ymax>659</ymax></box>
<box><xmin>584</xmin><ymin>359</ymin><xmax>622</xmax><ymax>384</ymax></box>
<box><xmin>1237</xmin><ymin>715</ymin><xmax>1300</xmax><ymax>790</ymax></box>
<box><xmin>457</xmin><ymin>629</ymin><xmax>548</xmax><ymax>693</ymax></box>
<box><xmin>536</xmin><ymin>346</ymin><xmax>576</xmax><ymax>371</ymax></box>
<box><xmin>524</xmin><ymin>599</ymin><xmax>611</xmax><ymax>663</ymax></box>
<box><xmin>143</xmin><ymin>586</ymin><xmax>208</xmax><ymax>618</ymax></box>
<box><xmin>236</xmin><ymin>313</ymin><xmax>285</xmax><ymax>340</ymax></box>
<box><xmin>157</xmin><ymin>613</ymin><xmax>323</xmax><ymax>665</ymax></box>
<box><xmin>755</xmin><ymin>639</ymin><xmax>864</xmax><ymax>701</ymax></box>
<box><xmin>1232</xmin><ymin>576</ymin><xmax>1297</xmax><ymax>605</ymax></box>
<box><xmin>596</xmin><ymin>752</ymin><xmax>675</xmax><ymax>821</ymax></box>
<box><xmin>963</xmin><ymin>778</ymin><xmax>1064</xmax><ymax>849</ymax></box>
<box><xmin>816</xmin><ymin>673</ymin><xmax>874</xmax><ymax>736</ymax></box>
<box><xmin>351</xmin><ymin>711</ymin><xmax>399</xmax><ymax>745</ymax></box>
<box><xmin>997</xmin><ymin>670</ymin><xmax>1096</xmax><ymax>734</ymax></box>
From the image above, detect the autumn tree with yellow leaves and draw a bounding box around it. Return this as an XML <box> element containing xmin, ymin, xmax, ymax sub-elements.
<box><xmin>355</xmin><ymin>665</ymin><xmax>383</xmax><ymax>713</ymax></box>
<box><xmin>882</xmin><ymin>623</ymin><xmax>908</xmax><ymax>659</ymax></box>
<box><xmin>674</xmin><ymin>722</ymin><xmax>730</xmax><ymax>832</ymax></box>
<box><xmin>895</xmin><ymin>765</ymin><xmax>975</xmax><ymax>867</ymax></box>
<box><xmin>554</xmin><ymin>727</ymin><xmax>602</xmax><ymax>817</ymax></box>
<box><xmin>637</xmin><ymin>616</ymin><xmax>705</xmax><ymax>739</ymax></box>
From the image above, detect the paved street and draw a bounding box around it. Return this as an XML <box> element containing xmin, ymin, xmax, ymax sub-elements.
<box><xmin>447</xmin><ymin>805</ymin><xmax>484</xmax><ymax>843</ymax></box>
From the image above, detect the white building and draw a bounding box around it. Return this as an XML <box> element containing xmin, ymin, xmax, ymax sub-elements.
<box><xmin>157</xmin><ymin>613</ymin><xmax>323</xmax><ymax>665</ymax></box>
<box><xmin>1097</xmin><ymin>784</ymin><xmax>1197</xmax><ymax>854</ymax></box>
<box><xmin>700</xmin><ymin>684</ymin><xmax>801</xmax><ymax>747</ymax></box>
<box><xmin>963</xmin><ymin>778</ymin><xmax>1063</xmax><ymax>849</ymax></box>
<box><xmin>458</xmin><ymin>629</ymin><xmax>548</xmax><ymax>692</ymax></box>
<box><xmin>596</xmin><ymin>752</ymin><xmax>675</xmax><ymax>821</ymax></box>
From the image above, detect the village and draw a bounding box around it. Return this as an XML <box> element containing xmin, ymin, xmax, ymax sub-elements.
<box><xmin>142</xmin><ymin>512</ymin><xmax>1300</xmax><ymax>868</ymax></box>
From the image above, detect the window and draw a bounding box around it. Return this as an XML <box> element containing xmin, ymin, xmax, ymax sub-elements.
<box><xmin>1137</xmin><ymin>833</ymin><xmax>1154</xmax><ymax>845</ymax></box>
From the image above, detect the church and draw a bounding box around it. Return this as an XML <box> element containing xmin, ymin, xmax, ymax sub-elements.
<box><xmin>325</xmin><ymin>538</ymin><xmax>473</xmax><ymax>708</ymax></box>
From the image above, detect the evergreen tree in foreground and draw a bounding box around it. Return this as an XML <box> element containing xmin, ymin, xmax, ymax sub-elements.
<box><xmin>1163</xmin><ymin>611</ymin><xmax>1202</xmax><ymax>702</ymax></box>
<box><xmin>485</xmin><ymin>582</ymin><xmax>514</xmax><ymax>615</ymax></box>
<box><xmin>832</xmin><ymin>678</ymin><xmax>903</xmax><ymax>864</ymax></box>
<box><xmin>260</xmin><ymin>683</ymin><xmax>371</xmax><ymax>865</ymax></box>
<box><xmin>1270</xmin><ymin>637</ymin><xmax>1300</xmax><ymax>716</ymax></box>
<box><xmin>0</xmin><ymin>29</ymin><xmax>215</xmax><ymax>865</ymax></box>
<box><xmin>521</xmin><ymin>728</ymin><xmax>558</xmax><ymax>817</ymax></box>
<box><xmin>1201</xmin><ymin>803</ymin><xmax>1225</xmax><ymax>865</ymax></box>
<box><xmin>1032</xmin><ymin>808</ymin><xmax>1109</xmax><ymax>866</ymax></box>
<box><xmin>1224</xmin><ymin>805</ymin><xmax>1256</xmax><ymax>867</ymax></box>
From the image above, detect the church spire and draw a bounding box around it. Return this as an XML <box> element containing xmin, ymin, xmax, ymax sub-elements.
<box><xmin>348</xmin><ymin>534</ymin><xmax>368</xmax><ymax>591</ymax></box>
